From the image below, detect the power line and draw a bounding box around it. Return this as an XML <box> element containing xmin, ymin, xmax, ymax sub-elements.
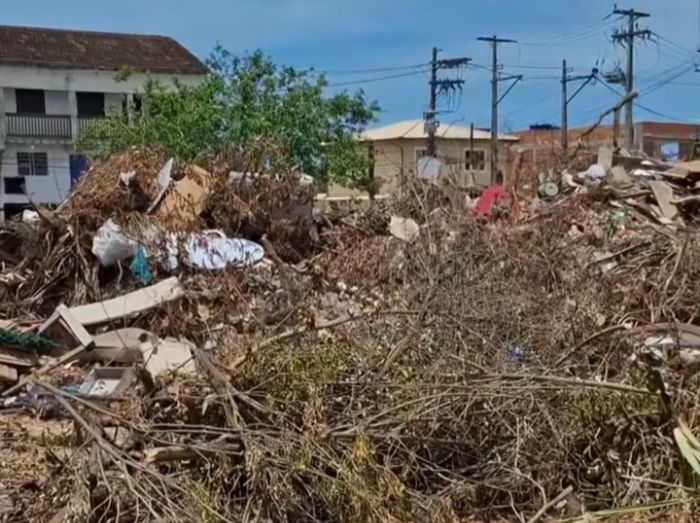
<box><xmin>596</xmin><ymin>72</ymin><xmax>695</xmax><ymax>123</ymax></box>
<box><xmin>653</xmin><ymin>33</ymin><xmax>698</xmax><ymax>59</ymax></box>
<box><xmin>640</xmin><ymin>64</ymin><xmax>695</xmax><ymax>97</ymax></box>
<box><xmin>518</xmin><ymin>16</ymin><xmax>621</xmax><ymax>47</ymax></box>
<box><xmin>637</xmin><ymin>60</ymin><xmax>695</xmax><ymax>88</ymax></box>
<box><xmin>326</xmin><ymin>69</ymin><xmax>430</xmax><ymax>87</ymax></box>
<box><xmin>500</xmin><ymin>63</ymin><xmax>564</xmax><ymax>70</ymax></box>
<box><xmin>634</xmin><ymin>103</ymin><xmax>696</xmax><ymax>123</ymax></box>
<box><xmin>320</xmin><ymin>63</ymin><xmax>430</xmax><ymax>76</ymax></box>
<box><xmin>520</xmin><ymin>29</ymin><xmax>610</xmax><ymax>48</ymax></box>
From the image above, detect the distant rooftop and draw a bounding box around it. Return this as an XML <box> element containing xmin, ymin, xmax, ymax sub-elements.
<box><xmin>362</xmin><ymin>119</ymin><xmax>519</xmax><ymax>142</ymax></box>
<box><xmin>0</xmin><ymin>24</ymin><xmax>208</xmax><ymax>75</ymax></box>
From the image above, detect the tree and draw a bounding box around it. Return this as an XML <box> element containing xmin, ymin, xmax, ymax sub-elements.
<box><xmin>81</xmin><ymin>48</ymin><xmax>380</xmax><ymax>192</ymax></box>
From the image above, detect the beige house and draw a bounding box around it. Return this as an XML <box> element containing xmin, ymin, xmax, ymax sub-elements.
<box><xmin>325</xmin><ymin>119</ymin><xmax>519</xmax><ymax>199</ymax></box>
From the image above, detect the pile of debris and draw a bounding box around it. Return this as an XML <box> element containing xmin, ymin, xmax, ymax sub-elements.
<box><xmin>6</xmin><ymin>147</ymin><xmax>700</xmax><ymax>522</ymax></box>
<box><xmin>530</xmin><ymin>147</ymin><xmax>700</xmax><ymax>229</ymax></box>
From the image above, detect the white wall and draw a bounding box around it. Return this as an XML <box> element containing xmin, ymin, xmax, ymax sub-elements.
<box><xmin>0</xmin><ymin>65</ymin><xmax>203</xmax><ymax>94</ymax></box>
<box><xmin>0</xmin><ymin>66</ymin><xmax>206</xmax><ymax>213</ymax></box>
<box><xmin>1</xmin><ymin>143</ymin><xmax>71</xmax><ymax>205</ymax></box>
<box><xmin>45</xmin><ymin>90</ymin><xmax>71</xmax><ymax>115</ymax></box>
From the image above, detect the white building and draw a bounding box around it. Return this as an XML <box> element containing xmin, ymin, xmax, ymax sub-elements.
<box><xmin>0</xmin><ymin>24</ymin><xmax>208</xmax><ymax>219</ymax></box>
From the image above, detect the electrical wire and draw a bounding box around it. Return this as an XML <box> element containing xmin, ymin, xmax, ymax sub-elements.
<box><xmin>520</xmin><ymin>28</ymin><xmax>610</xmax><ymax>48</ymax></box>
<box><xmin>653</xmin><ymin>33</ymin><xmax>698</xmax><ymax>60</ymax></box>
<box><xmin>326</xmin><ymin>69</ymin><xmax>430</xmax><ymax>87</ymax></box>
<box><xmin>500</xmin><ymin>63</ymin><xmax>563</xmax><ymax>70</ymax></box>
<box><xmin>501</xmin><ymin>88</ymin><xmax>561</xmax><ymax>119</ymax></box>
<box><xmin>595</xmin><ymin>72</ymin><xmax>695</xmax><ymax>123</ymax></box>
<box><xmin>639</xmin><ymin>64</ymin><xmax>696</xmax><ymax>97</ymax></box>
<box><xmin>320</xmin><ymin>63</ymin><xmax>430</xmax><ymax>76</ymax></box>
<box><xmin>518</xmin><ymin>15</ymin><xmax>622</xmax><ymax>48</ymax></box>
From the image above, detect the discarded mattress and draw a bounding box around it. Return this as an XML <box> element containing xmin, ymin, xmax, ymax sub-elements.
<box><xmin>166</xmin><ymin>230</ymin><xmax>265</xmax><ymax>271</ymax></box>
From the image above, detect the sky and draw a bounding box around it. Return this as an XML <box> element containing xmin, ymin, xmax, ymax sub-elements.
<box><xmin>2</xmin><ymin>0</ymin><xmax>699</xmax><ymax>131</ymax></box>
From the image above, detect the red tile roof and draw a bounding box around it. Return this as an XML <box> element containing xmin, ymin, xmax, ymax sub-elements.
<box><xmin>0</xmin><ymin>25</ymin><xmax>207</xmax><ymax>75</ymax></box>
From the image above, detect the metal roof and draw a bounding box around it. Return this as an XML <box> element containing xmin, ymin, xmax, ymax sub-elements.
<box><xmin>362</xmin><ymin>120</ymin><xmax>519</xmax><ymax>142</ymax></box>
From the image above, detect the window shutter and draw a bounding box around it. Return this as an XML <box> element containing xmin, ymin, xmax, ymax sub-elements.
<box><xmin>32</xmin><ymin>153</ymin><xmax>49</xmax><ymax>176</ymax></box>
<box><xmin>17</xmin><ymin>153</ymin><xmax>31</xmax><ymax>176</ymax></box>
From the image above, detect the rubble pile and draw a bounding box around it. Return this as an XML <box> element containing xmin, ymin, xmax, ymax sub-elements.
<box><xmin>4</xmin><ymin>149</ymin><xmax>700</xmax><ymax>522</ymax></box>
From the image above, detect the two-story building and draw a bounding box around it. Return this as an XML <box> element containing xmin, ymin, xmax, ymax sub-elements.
<box><xmin>0</xmin><ymin>24</ymin><xmax>208</xmax><ymax>219</ymax></box>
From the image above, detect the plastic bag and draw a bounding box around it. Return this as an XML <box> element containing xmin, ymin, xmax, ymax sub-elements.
<box><xmin>91</xmin><ymin>219</ymin><xmax>137</xmax><ymax>266</ymax></box>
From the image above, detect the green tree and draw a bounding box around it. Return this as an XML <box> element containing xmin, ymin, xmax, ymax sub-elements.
<box><xmin>81</xmin><ymin>48</ymin><xmax>380</xmax><ymax>193</ymax></box>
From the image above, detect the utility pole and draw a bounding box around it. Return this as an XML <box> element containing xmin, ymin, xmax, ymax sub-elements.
<box><xmin>425</xmin><ymin>48</ymin><xmax>471</xmax><ymax>158</ymax></box>
<box><xmin>427</xmin><ymin>48</ymin><xmax>439</xmax><ymax>158</ymax></box>
<box><xmin>477</xmin><ymin>35</ymin><xmax>519</xmax><ymax>183</ymax></box>
<box><xmin>561</xmin><ymin>60</ymin><xmax>598</xmax><ymax>152</ymax></box>
<box><xmin>612</xmin><ymin>7</ymin><xmax>651</xmax><ymax>150</ymax></box>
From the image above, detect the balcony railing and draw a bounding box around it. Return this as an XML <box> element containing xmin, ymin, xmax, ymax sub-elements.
<box><xmin>78</xmin><ymin>115</ymin><xmax>109</xmax><ymax>136</ymax></box>
<box><xmin>7</xmin><ymin>113</ymin><xmax>72</xmax><ymax>139</ymax></box>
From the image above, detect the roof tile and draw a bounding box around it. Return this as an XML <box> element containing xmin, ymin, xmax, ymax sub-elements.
<box><xmin>0</xmin><ymin>25</ymin><xmax>207</xmax><ymax>75</ymax></box>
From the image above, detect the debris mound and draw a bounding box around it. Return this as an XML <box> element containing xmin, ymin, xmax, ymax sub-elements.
<box><xmin>4</xmin><ymin>149</ymin><xmax>700</xmax><ymax>522</ymax></box>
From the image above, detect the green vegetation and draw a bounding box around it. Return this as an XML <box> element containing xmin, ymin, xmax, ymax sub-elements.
<box><xmin>81</xmin><ymin>48</ymin><xmax>381</xmax><ymax>193</ymax></box>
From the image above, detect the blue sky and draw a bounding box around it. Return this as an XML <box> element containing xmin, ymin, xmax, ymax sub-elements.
<box><xmin>3</xmin><ymin>0</ymin><xmax>699</xmax><ymax>130</ymax></box>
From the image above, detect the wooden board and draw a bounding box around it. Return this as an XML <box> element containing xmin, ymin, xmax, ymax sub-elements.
<box><xmin>648</xmin><ymin>181</ymin><xmax>678</xmax><ymax>221</ymax></box>
<box><xmin>0</xmin><ymin>363</ymin><xmax>18</xmax><ymax>383</ymax></box>
<box><xmin>0</xmin><ymin>347</ymin><xmax>39</xmax><ymax>367</ymax></box>
<box><xmin>69</xmin><ymin>277</ymin><xmax>184</xmax><ymax>326</ymax></box>
<box><xmin>38</xmin><ymin>304</ymin><xmax>94</xmax><ymax>353</ymax></box>
<box><xmin>155</xmin><ymin>166</ymin><xmax>211</xmax><ymax>226</ymax></box>
<box><xmin>1</xmin><ymin>344</ymin><xmax>87</xmax><ymax>397</ymax></box>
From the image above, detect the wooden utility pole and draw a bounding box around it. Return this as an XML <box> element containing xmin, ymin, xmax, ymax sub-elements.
<box><xmin>425</xmin><ymin>48</ymin><xmax>471</xmax><ymax>159</ymax></box>
<box><xmin>612</xmin><ymin>7</ymin><xmax>651</xmax><ymax>150</ymax></box>
<box><xmin>469</xmin><ymin>122</ymin><xmax>475</xmax><ymax>170</ymax></box>
<box><xmin>427</xmin><ymin>47</ymin><xmax>439</xmax><ymax>158</ymax></box>
<box><xmin>561</xmin><ymin>60</ymin><xmax>598</xmax><ymax>152</ymax></box>
<box><xmin>561</xmin><ymin>60</ymin><xmax>568</xmax><ymax>152</ymax></box>
<box><xmin>477</xmin><ymin>35</ymin><xmax>519</xmax><ymax>183</ymax></box>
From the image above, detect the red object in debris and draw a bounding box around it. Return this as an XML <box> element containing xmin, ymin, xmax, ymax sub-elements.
<box><xmin>474</xmin><ymin>183</ymin><xmax>509</xmax><ymax>216</ymax></box>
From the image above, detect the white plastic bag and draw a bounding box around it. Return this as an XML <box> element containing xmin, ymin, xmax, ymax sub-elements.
<box><xmin>91</xmin><ymin>219</ymin><xmax>137</xmax><ymax>266</ymax></box>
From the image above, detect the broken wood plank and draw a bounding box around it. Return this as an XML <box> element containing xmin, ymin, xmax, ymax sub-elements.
<box><xmin>672</xmin><ymin>194</ymin><xmax>700</xmax><ymax>206</ymax></box>
<box><xmin>140</xmin><ymin>339</ymin><xmax>196</xmax><ymax>377</ymax></box>
<box><xmin>648</xmin><ymin>181</ymin><xmax>679</xmax><ymax>221</ymax></box>
<box><xmin>668</xmin><ymin>160</ymin><xmax>700</xmax><ymax>177</ymax></box>
<box><xmin>56</xmin><ymin>305</ymin><xmax>94</xmax><ymax>347</ymax></box>
<box><xmin>1</xmin><ymin>344</ymin><xmax>87</xmax><ymax>397</ymax></box>
<box><xmin>39</xmin><ymin>304</ymin><xmax>94</xmax><ymax>353</ymax></box>
<box><xmin>69</xmin><ymin>277</ymin><xmax>184</xmax><ymax>326</ymax></box>
<box><xmin>0</xmin><ymin>347</ymin><xmax>38</xmax><ymax>367</ymax></box>
<box><xmin>144</xmin><ymin>437</ymin><xmax>242</xmax><ymax>464</ymax></box>
<box><xmin>93</xmin><ymin>328</ymin><xmax>154</xmax><ymax>350</ymax></box>
<box><xmin>0</xmin><ymin>363</ymin><xmax>18</xmax><ymax>383</ymax></box>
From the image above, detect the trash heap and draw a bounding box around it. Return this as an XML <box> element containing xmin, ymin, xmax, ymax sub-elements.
<box><xmin>4</xmin><ymin>148</ymin><xmax>700</xmax><ymax>522</ymax></box>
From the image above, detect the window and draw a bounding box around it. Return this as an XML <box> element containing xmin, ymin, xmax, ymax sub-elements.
<box><xmin>4</xmin><ymin>203</ymin><xmax>30</xmax><ymax>221</ymax></box>
<box><xmin>415</xmin><ymin>148</ymin><xmax>428</xmax><ymax>164</ymax></box>
<box><xmin>465</xmin><ymin>149</ymin><xmax>486</xmax><ymax>171</ymax></box>
<box><xmin>15</xmin><ymin>89</ymin><xmax>45</xmax><ymax>114</ymax></box>
<box><xmin>4</xmin><ymin>177</ymin><xmax>26</xmax><ymax>194</ymax></box>
<box><xmin>77</xmin><ymin>92</ymin><xmax>105</xmax><ymax>117</ymax></box>
<box><xmin>17</xmin><ymin>152</ymin><xmax>49</xmax><ymax>176</ymax></box>
<box><xmin>121</xmin><ymin>94</ymin><xmax>143</xmax><ymax>121</ymax></box>
<box><xmin>132</xmin><ymin>94</ymin><xmax>143</xmax><ymax>114</ymax></box>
